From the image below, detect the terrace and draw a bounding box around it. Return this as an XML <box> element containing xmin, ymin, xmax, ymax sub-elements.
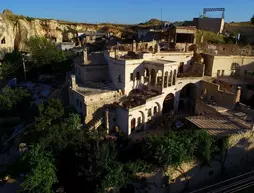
<box><xmin>121</xmin><ymin>88</ymin><xmax>160</xmax><ymax>109</ymax></box>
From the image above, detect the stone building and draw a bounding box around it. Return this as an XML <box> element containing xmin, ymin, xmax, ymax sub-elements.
<box><xmin>68</xmin><ymin>37</ymin><xmax>207</xmax><ymax>135</ymax></box>
<box><xmin>202</xmin><ymin>53</ymin><xmax>254</xmax><ymax>78</ymax></box>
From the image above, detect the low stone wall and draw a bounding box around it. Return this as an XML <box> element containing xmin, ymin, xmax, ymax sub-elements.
<box><xmin>139</xmin><ymin>130</ymin><xmax>254</xmax><ymax>193</ymax></box>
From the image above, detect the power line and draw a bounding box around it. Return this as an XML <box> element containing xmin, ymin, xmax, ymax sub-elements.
<box><xmin>1</xmin><ymin>63</ymin><xmax>22</xmax><ymax>77</ymax></box>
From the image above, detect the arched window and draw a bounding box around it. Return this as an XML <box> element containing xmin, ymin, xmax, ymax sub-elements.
<box><xmin>231</xmin><ymin>63</ymin><xmax>240</xmax><ymax>70</ymax></box>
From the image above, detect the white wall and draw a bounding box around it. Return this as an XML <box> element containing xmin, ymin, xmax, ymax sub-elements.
<box><xmin>116</xmin><ymin>108</ymin><xmax>129</xmax><ymax>134</ymax></box>
<box><xmin>125</xmin><ymin>77</ymin><xmax>201</xmax><ymax>135</ymax></box>
<box><xmin>69</xmin><ymin>88</ymin><xmax>86</xmax><ymax>117</ymax></box>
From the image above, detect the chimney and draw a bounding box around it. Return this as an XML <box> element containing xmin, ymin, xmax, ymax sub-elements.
<box><xmin>156</xmin><ymin>42</ymin><xmax>160</xmax><ymax>53</ymax></box>
<box><xmin>152</xmin><ymin>39</ymin><xmax>155</xmax><ymax>52</ymax></box>
<box><xmin>83</xmin><ymin>47</ymin><xmax>88</xmax><ymax>64</ymax></box>
<box><xmin>235</xmin><ymin>86</ymin><xmax>241</xmax><ymax>103</ymax></box>
<box><xmin>132</xmin><ymin>40</ymin><xmax>136</xmax><ymax>52</ymax></box>
<box><xmin>115</xmin><ymin>44</ymin><xmax>119</xmax><ymax>59</ymax></box>
<box><xmin>105</xmin><ymin>110</ymin><xmax>110</xmax><ymax>134</ymax></box>
<box><xmin>70</xmin><ymin>75</ymin><xmax>77</xmax><ymax>90</ymax></box>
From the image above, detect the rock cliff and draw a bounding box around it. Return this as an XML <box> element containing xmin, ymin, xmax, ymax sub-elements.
<box><xmin>0</xmin><ymin>10</ymin><xmax>130</xmax><ymax>57</ymax></box>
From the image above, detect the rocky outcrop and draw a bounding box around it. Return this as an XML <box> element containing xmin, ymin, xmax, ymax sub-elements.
<box><xmin>0</xmin><ymin>10</ymin><xmax>128</xmax><ymax>58</ymax></box>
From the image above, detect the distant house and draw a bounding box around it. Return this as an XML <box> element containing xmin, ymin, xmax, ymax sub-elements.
<box><xmin>78</xmin><ymin>31</ymin><xmax>107</xmax><ymax>44</ymax></box>
<box><xmin>136</xmin><ymin>21</ymin><xmax>170</xmax><ymax>41</ymax></box>
<box><xmin>184</xmin><ymin>18</ymin><xmax>225</xmax><ymax>34</ymax></box>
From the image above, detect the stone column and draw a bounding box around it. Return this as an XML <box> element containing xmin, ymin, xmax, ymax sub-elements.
<box><xmin>166</xmin><ymin>73</ymin><xmax>169</xmax><ymax>88</ymax></box>
<box><xmin>132</xmin><ymin>40</ymin><xmax>136</xmax><ymax>52</ymax></box>
<box><xmin>152</xmin><ymin>39</ymin><xmax>155</xmax><ymax>52</ymax></box>
<box><xmin>235</xmin><ymin>86</ymin><xmax>241</xmax><ymax>104</ymax></box>
<box><xmin>115</xmin><ymin>47</ymin><xmax>119</xmax><ymax>59</ymax></box>
<box><xmin>71</xmin><ymin>75</ymin><xmax>77</xmax><ymax>90</ymax></box>
<box><xmin>83</xmin><ymin>47</ymin><xmax>88</xmax><ymax>64</ymax></box>
<box><xmin>156</xmin><ymin>43</ymin><xmax>160</xmax><ymax>53</ymax></box>
<box><xmin>105</xmin><ymin>110</ymin><xmax>109</xmax><ymax>134</ymax></box>
<box><xmin>155</xmin><ymin>73</ymin><xmax>158</xmax><ymax>86</ymax></box>
<box><xmin>148</xmin><ymin>70</ymin><xmax>151</xmax><ymax>85</ymax></box>
<box><xmin>162</xmin><ymin>72</ymin><xmax>165</xmax><ymax>88</ymax></box>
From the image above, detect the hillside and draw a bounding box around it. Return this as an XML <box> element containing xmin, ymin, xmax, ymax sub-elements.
<box><xmin>225</xmin><ymin>22</ymin><xmax>254</xmax><ymax>44</ymax></box>
<box><xmin>0</xmin><ymin>9</ymin><xmax>134</xmax><ymax>53</ymax></box>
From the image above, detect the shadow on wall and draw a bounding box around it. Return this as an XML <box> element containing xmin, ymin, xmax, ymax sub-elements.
<box><xmin>168</xmin><ymin>135</ymin><xmax>254</xmax><ymax>193</ymax></box>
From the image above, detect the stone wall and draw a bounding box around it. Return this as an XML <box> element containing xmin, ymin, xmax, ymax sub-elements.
<box><xmin>199</xmin><ymin>80</ymin><xmax>238</xmax><ymax>107</ymax></box>
<box><xmin>84</xmin><ymin>91</ymin><xmax>122</xmax><ymax>123</ymax></box>
<box><xmin>193</xmin><ymin>18</ymin><xmax>224</xmax><ymax>33</ymax></box>
<box><xmin>75</xmin><ymin>64</ymin><xmax>109</xmax><ymax>82</ymax></box>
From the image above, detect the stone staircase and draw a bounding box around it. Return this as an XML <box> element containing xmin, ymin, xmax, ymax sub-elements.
<box><xmin>85</xmin><ymin>116</ymin><xmax>103</xmax><ymax>130</ymax></box>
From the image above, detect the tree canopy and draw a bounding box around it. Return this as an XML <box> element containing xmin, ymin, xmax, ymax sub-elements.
<box><xmin>25</xmin><ymin>36</ymin><xmax>68</xmax><ymax>67</ymax></box>
<box><xmin>251</xmin><ymin>15</ymin><xmax>254</xmax><ymax>25</ymax></box>
<box><xmin>20</xmin><ymin>144</ymin><xmax>57</xmax><ymax>193</ymax></box>
<box><xmin>0</xmin><ymin>51</ymin><xmax>23</xmax><ymax>79</ymax></box>
<box><xmin>0</xmin><ymin>86</ymin><xmax>31</xmax><ymax>114</ymax></box>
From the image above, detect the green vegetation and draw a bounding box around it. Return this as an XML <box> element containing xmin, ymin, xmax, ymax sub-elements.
<box><xmin>19</xmin><ymin>144</ymin><xmax>57</xmax><ymax>193</ymax></box>
<box><xmin>25</xmin><ymin>36</ymin><xmax>69</xmax><ymax>67</ymax></box>
<box><xmin>0</xmin><ymin>51</ymin><xmax>23</xmax><ymax>79</ymax></box>
<box><xmin>251</xmin><ymin>15</ymin><xmax>254</xmax><ymax>25</ymax></box>
<box><xmin>196</xmin><ymin>30</ymin><xmax>225</xmax><ymax>44</ymax></box>
<box><xmin>0</xmin><ymin>86</ymin><xmax>31</xmax><ymax>114</ymax></box>
<box><xmin>1</xmin><ymin>97</ymin><xmax>229</xmax><ymax>193</ymax></box>
<box><xmin>138</xmin><ymin>18</ymin><xmax>162</xmax><ymax>26</ymax></box>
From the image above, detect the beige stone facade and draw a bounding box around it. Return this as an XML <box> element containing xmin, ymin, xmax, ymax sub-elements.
<box><xmin>203</xmin><ymin>53</ymin><xmax>254</xmax><ymax>78</ymax></box>
<box><xmin>68</xmin><ymin>39</ymin><xmax>207</xmax><ymax>134</ymax></box>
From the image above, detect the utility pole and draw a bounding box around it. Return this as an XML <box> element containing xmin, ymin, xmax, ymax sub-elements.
<box><xmin>22</xmin><ymin>55</ymin><xmax>27</xmax><ymax>81</ymax></box>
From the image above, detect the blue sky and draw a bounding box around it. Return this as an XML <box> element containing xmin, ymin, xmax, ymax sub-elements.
<box><xmin>1</xmin><ymin>0</ymin><xmax>253</xmax><ymax>24</ymax></box>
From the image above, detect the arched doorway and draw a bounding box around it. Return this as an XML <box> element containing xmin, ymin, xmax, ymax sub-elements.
<box><xmin>179</xmin><ymin>83</ymin><xmax>197</xmax><ymax>113</ymax></box>
<box><xmin>162</xmin><ymin>93</ymin><xmax>175</xmax><ymax>114</ymax></box>
<box><xmin>131</xmin><ymin>118</ymin><xmax>136</xmax><ymax>132</ymax></box>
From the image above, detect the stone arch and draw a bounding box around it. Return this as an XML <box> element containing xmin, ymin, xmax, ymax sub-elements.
<box><xmin>164</xmin><ymin>71</ymin><xmax>168</xmax><ymax>88</ymax></box>
<box><xmin>162</xmin><ymin>93</ymin><xmax>175</xmax><ymax>114</ymax></box>
<box><xmin>179</xmin><ymin>83</ymin><xmax>197</xmax><ymax>113</ymax></box>
<box><xmin>154</xmin><ymin>102</ymin><xmax>161</xmax><ymax>114</ymax></box>
<box><xmin>139</xmin><ymin>111</ymin><xmax>145</xmax><ymax>124</ymax></box>
<box><xmin>151</xmin><ymin>69</ymin><xmax>156</xmax><ymax>86</ymax></box>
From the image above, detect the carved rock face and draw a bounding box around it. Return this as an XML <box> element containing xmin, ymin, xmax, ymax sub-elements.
<box><xmin>0</xmin><ymin>15</ymin><xmax>6</xmax><ymax>35</ymax></box>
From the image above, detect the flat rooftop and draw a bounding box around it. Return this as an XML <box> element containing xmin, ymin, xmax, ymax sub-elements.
<box><xmin>186</xmin><ymin>115</ymin><xmax>250</xmax><ymax>137</ymax></box>
<box><xmin>145</xmin><ymin>59</ymin><xmax>175</xmax><ymax>65</ymax></box>
<box><xmin>77</xmin><ymin>81</ymin><xmax>117</xmax><ymax>96</ymax></box>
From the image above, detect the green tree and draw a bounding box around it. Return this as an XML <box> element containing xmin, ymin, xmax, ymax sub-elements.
<box><xmin>34</xmin><ymin>99</ymin><xmax>64</xmax><ymax>131</ymax></box>
<box><xmin>0</xmin><ymin>51</ymin><xmax>23</xmax><ymax>79</ymax></box>
<box><xmin>251</xmin><ymin>15</ymin><xmax>254</xmax><ymax>25</ymax></box>
<box><xmin>0</xmin><ymin>86</ymin><xmax>31</xmax><ymax>113</ymax></box>
<box><xmin>20</xmin><ymin>144</ymin><xmax>57</xmax><ymax>193</ymax></box>
<box><xmin>25</xmin><ymin>36</ymin><xmax>68</xmax><ymax>67</ymax></box>
<box><xmin>39</xmin><ymin>113</ymin><xmax>82</xmax><ymax>151</ymax></box>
